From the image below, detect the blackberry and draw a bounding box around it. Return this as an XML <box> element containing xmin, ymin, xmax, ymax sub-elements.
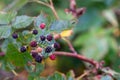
<box><xmin>35</xmin><ymin>55</ymin><xmax>42</xmax><ymax>63</ymax></box>
<box><xmin>40</xmin><ymin>23</ymin><xmax>45</xmax><ymax>29</ymax></box>
<box><xmin>46</xmin><ymin>34</ymin><xmax>53</xmax><ymax>41</ymax></box>
<box><xmin>30</xmin><ymin>41</ymin><xmax>37</xmax><ymax>47</ymax></box>
<box><xmin>20</xmin><ymin>46</ymin><xmax>26</xmax><ymax>52</ymax></box>
<box><xmin>45</xmin><ymin>46</ymin><xmax>52</xmax><ymax>53</ymax></box>
<box><xmin>32</xmin><ymin>30</ymin><xmax>38</xmax><ymax>35</ymax></box>
<box><xmin>49</xmin><ymin>54</ymin><xmax>56</xmax><ymax>60</ymax></box>
<box><xmin>31</xmin><ymin>51</ymin><xmax>38</xmax><ymax>58</ymax></box>
<box><xmin>40</xmin><ymin>35</ymin><xmax>46</xmax><ymax>41</ymax></box>
<box><xmin>12</xmin><ymin>33</ymin><xmax>18</xmax><ymax>39</ymax></box>
<box><xmin>54</xmin><ymin>42</ymin><xmax>60</xmax><ymax>49</ymax></box>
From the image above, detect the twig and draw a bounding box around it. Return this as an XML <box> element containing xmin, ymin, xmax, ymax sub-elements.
<box><xmin>49</xmin><ymin>0</ymin><xmax>59</xmax><ymax>19</ymax></box>
<box><xmin>33</xmin><ymin>0</ymin><xmax>59</xmax><ymax>19</ymax></box>
<box><xmin>33</xmin><ymin>0</ymin><xmax>50</xmax><ymax>7</ymax></box>
<box><xmin>76</xmin><ymin>70</ymin><xmax>91</xmax><ymax>80</ymax></box>
<box><xmin>54</xmin><ymin>51</ymin><xmax>99</xmax><ymax>69</ymax></box>
<box><xmin>63</xmin><ymin>38</ymin><xmax>77</xmax><ymax>54</ymax></box>
<box><xmin>11</xmin><ymin>70</ymin><xmax>18</xmax><ymax>76</ymax></box>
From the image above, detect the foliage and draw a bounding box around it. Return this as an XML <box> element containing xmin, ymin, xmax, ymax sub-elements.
<box><xmin>0</xmin><ymin>0</ymin><xmax>120</xmax><ymax>80</ymax></box>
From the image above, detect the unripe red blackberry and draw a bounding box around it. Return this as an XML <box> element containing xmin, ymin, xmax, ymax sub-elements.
<box><xmin>40</xmin><ymin>35</ymin><xmax>46</xmax><ymax>41</ymax></box>
<box><xmin>49</xmin><ymin>54</ymin><xmax>56</xmax><ymax>60</ymax></box>
<box><xmin>30</xmin><ymin>41</ymin><xmax>37</xmax><ymax>47</ymax></box>
<box><xmin>32</xmin><ymin>30</ymin><xmax>38</xmax><ymax>35</ymax></box>
<box><xmin>47</xmin><ymin>34</ymin><xmax>53</xmax><ymax>41</ymax></box>
<box><xmin>40</xmin><ymin>23</ymin><xmax>46</xmax><ymax>29</ymax></box>
<box><xmin>20</xmin><ymin>46</ymin><xmax>26</xmax><ymax>52</ymax></box>
<box><xmin>12</xmin><ymin>33</ymin><xmax>18</xmax><ymax>39</ymax></box>
<box><xmin>54</xmin><ymin>42</ymin><xmax>60</xmax><ymax>49</ymax></box>
<box><xmin>45</xmin><ymin>46</ymin><xmax>52</xmax><ymax>53</ymax></box>
<box><xmin>35</xmin><ymin>55</ymin><xmax>42</xmax><ymax>63</ymax></box>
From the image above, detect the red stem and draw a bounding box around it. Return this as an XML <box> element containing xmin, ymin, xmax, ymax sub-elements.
<box><xmin>54</xmin><ymin>51</ymin><xmax>99</xmax><ymax>69</ymax></box>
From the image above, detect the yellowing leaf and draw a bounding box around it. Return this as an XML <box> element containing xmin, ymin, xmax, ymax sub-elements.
<box><xmin>60</xmin><ymin>30</ymin><xmax>73</xmax><ymax>37</ymax></box>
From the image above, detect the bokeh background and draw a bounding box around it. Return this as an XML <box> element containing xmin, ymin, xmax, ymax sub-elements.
<box><xmin>0</xmin><ymin>0</ymin><xmax>120</xmax><ymax>78</ymax></box>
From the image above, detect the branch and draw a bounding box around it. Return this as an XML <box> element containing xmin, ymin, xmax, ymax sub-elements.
<box><xmin>53</xmin><ymin>51</ymin><xmax>99</xmax><ymax>69</ymax></box>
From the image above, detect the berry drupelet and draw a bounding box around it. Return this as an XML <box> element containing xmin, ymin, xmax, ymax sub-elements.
<box><xmin>45</xmin><ymin>46</ymin><xmax>52</xmax><ymax>53</ymax></box>
<box><xmin>35</xmin><ymin>55</ymin><xmax>42</xmax><ymax>63</ymax></box>
<box><xmin>40</xmin><ymin>35</ymin><xmax>46</xmax><ymax>41</ymax></box>
<box><xmin>32</xmin><ymin>30</ymin><xmax>38</xmax><ymax>35</ymax></box>
<box><xmin>20</xmin><ymin>46</ymin><xmax>26</xmax><ymax>52</ymax></box>
<box><xmin>47</xmin><ymin>34</ymin><xmax>53</xmax><ymax>41</ymax></box>
<box><xmin>40</xmin><ymin>23</ymin><xmax>46</xmax><ymax>29</ymax></box>
<box><xmin>30</xmin><ymin>41</ymin><xmax>37</xmax><ymax>47</ymax></box>
<box><xmin>12</xmin><ymin>33</ymin><xmax>18</xmax><ymax>39</ymax></box>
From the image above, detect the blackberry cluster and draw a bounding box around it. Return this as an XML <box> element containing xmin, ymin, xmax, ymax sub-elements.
<box><xmin>12</xmin><ymin>23</ymin><xmax>60</xmax><ymax>63</ymax></box>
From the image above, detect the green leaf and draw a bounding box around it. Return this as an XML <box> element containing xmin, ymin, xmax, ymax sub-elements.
<box><xmin>101</xmin><ymin>75</ymin><xmax>113</xmax><ymax>80</ymax></box>
<box><xmin>6</xmin><ymin>44</ymin><xmax>32</xmax><ymax>67</ymax></box>
<box><xmin>66</xmin><ymin>71</ymin><xmax>75</xmax><ymax>80</ymax></box>
<box><xmin>50</xmin><ymin>20</ymin><xmax>76</xmax><ymax>33</ymax></box>
<box><xmin>75</xmin><ymin>9</ymin><xmax>104</xmax><ymax>32</ymax></box>
<box><xmin>34</xmin><ymin>14</ymin><xmax>47</xmax><ymax>28</ymax></box>
<box><xmin>12</xmin><ymin>15</ymin><xmax>34</xmax><ymax>29</ymax></box>
<box><xmin>0</xmin><ymin>25</ymin><xmax>12</xmax><ymax>39</ymax></box>
<box><xmin>0</xmin><ymin>11</ymin><xmax>17</xmax><ymax>24</ymax></box>
<box><xmin>35</xmin><ymin>63</ymin><xmax>44</xmax><ymax>76</ymax></box>
<box><xmin>4</xmin><ymin>0</ymin><xmax>29</xmax><ymax>11</ymax></box>
<box><xmin>47</xmin><ymin>72</ymin><xmax>65</xmax><ymax>80</ymax></box>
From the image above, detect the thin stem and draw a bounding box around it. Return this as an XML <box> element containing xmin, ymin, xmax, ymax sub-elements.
<box><xmin>33</xmin><ymin>0</ymin><xmax>59</xmax><ymax>19</ymax></box>
<box><xmin>11</xmin><ymin>70</ymin><xmax>18</xmax><ymax>76</ymax></box>
<box><xmin>49</xmin><ymin>0</ymin><xmax>59</xmax><ymax>19</ymax></box>
<box><xmin>76</xmin><ymin>70</ymin><xmax>91</xmax><ymax>80</ymax></box>
<box><xmin>33</xmin><ymin>0</ymin><xmax>50</xmax><ymax>7</ymax></box>
<box><xmin>63</xmin><ymin>38</ymin><xmax>77</xmax><ymax>54</ymax></box>
<box><xmin>54</xmin><ymin>51</ymin><xmax>99</xmax><ymax>68</ymax></box>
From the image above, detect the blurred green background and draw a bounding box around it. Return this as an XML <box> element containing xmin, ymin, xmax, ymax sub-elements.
<box><xmin>0</xmin><ymin>0</ymin><xmax>120</xmax><ymax>77</ymax></box>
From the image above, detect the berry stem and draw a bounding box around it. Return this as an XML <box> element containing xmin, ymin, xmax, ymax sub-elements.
<box><xmin>49</xmin><ymin>0</ymin><xmax>59</xmax><ymax>19</ymax></box>
<box><xmin>33</xmin><ymin>0</ymin><xmax>59</xmax><ymax>20</ymax></box>
<box><xmin>63</xmin><ymin>38</ymin><xmax>77</xmax><ymax>54</ymax></box>
<box><xmin>54</xmin><ymin>51</ymin><xmax>99</xmax><ymax>69</ymax></box>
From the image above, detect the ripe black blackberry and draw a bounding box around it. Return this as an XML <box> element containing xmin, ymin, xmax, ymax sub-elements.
<box><xmin>45</xmin><ymin>46</ymin><xmax>52</xmax><ymax>53</ymax></box>
<box><xmin>46</xmin><ymin>34</ymin><xmax>53</xmax><ymax>41</ymax></box>
<box><xmin>40</xmin><ymin>35</ymin><xmax>46</xmax><ymax>41</ymax></box>
<box><xmin>30</xmin><ymin>41</ymin><xmax>37</xmax><ymax>47</ymax></box>
<box><xmin>12</xmin><ymin>33</ymin><xmax>18</xmax><ymax>39</ymax></box>
<box><xmin>35</xmin><ymin>55</ymin><xmax>42</xmax><ymax>63</ymax></box>
<box><xmin>54</xmin><ymin>42</ymin><xmax>60</xmax><ymax>49</ymax></box>
<box><xmin>20</xmin><ymin>46</ymin><xmax>26</xmax><ymax>52</ymax></box>
<box><xmin>32</xmin><ymin>30</ymin><xmax>38</xmax><ymax>35</ymax></box>
<box><xmin>31</xmin><ymin>51</ymin><xmax>38</xmax><ymax>58</ymax></box>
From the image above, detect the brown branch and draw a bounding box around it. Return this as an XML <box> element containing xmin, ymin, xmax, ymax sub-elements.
<box><xmin>54</xmin><ymin>51</ymin><xmax>99</xmax><ymax>69</ymax></box>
